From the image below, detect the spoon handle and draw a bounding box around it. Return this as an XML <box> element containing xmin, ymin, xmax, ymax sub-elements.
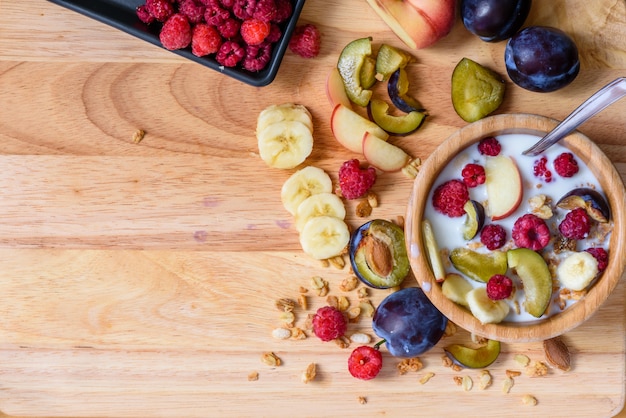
<box><xmin>522</xmin><ymin>77</ymin><xmax>626</xmax><ymax>156</ymax></box>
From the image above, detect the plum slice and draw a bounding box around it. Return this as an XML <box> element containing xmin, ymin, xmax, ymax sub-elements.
<box><xmin>367</xmin><ymin>98</ymin><xmax>425</xmax><ymax>136</ymax></box>
<box><xmin>387</xmin><ymin>68</ymin><xmax>424</xmax><ymax>113</ymax></box>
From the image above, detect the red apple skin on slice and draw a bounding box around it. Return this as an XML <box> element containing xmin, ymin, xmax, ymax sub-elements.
<box><xmin>330</xmin><ymin>104</ymin><xmax>389</xmax><ymax>154</ymax></box>
<box><xmin>485</xmin><ymin>155</ymin><xmax>523</xmax><ymax>220</ymax></box>
<box><xmin>326</xmin><ymin>67</ymin><xmax>352</xmax><ymax>109</ymax></box>
<box><xmin>365</xmin><ymin>0</ymin><xmax>455</xmax><ymax>50</ymax></box>
<box><xmin>362</xmin><ymin>131</ymin><xmax>411</xmax><ymax>172</ymax></box>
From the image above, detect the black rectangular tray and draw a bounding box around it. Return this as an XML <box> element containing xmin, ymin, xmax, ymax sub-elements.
<box><xmin>47</xmin><ymin>0</ymin><xmax>305</xmax><ymax>87</ymax></box>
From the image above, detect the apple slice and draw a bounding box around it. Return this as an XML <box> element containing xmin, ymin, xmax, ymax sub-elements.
<box><xmin>485</xmin><ymin>155</ymin><xmax>523</xmax><ymax>220</ymax></box>
<box><xmin>365</xmin><ymin>0</ymin><xmax>456</xmax><ymax>50</ymax></box>
<box><xmin>362</xmin><ymin>131</ymin><xmax>411</xmax><ymax>172</ymax></box>
<box><xmin>330</xmin><ymin>104</ymin><xmax>389</xmax><ymax>153</ymax></box>
<box><xmin>326</xmin><ymin>67</ymin><xmax>352</xmax><ymax>109</ymax></box>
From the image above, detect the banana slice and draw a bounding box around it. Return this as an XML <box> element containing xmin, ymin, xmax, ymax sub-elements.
<box><xmin>281</xmin><ymin>166</ymin><xmax>333</xmax><ymax>216</ymax></box>
<box><xmin>557</xmin><ymin>251</ymin><xmax>599</xmax><ymax>291</ymax></box>
<box><xmin>256</xmin><ymin>103</ymin><xmax>313</xmax><ymax>134</ymax></box>
<box><xmin>295</xmin><ymin>192</ymin><xmax>346</xmax><ymax>233</ymax></box>
<box><xmin>299</xmin><ymin>215</ymin><xmax>350</xmax><ymax>260</ymax></box>
<box><xmin>441</xmin><ymin>273</ymin><xmax>474</xmax><ymax>308</ymax></box>
<box><xmin>465</xmin><ymin>287</ymin><xmax>510</xmax><ymax>324</ymax></box>
<box><xmin>257</xmin><ymin>120</ymin><xmax>314</xmax><ymax>169</ymax></box>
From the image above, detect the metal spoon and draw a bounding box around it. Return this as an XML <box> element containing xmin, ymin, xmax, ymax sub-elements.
<box><xmin>522</xmin><ymin>77</ymin><xmax>626</xmax><ymax>156</ymax></box>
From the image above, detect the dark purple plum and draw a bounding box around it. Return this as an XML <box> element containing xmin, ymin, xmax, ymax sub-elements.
<box><xmin>505</xmin><ymin>26</ymin><xmax>580</xmax><ymax>92</ymax></box>
<box><xmin>461</xmin><ymin>0</ymin><xmax>532</xmax><ymax>42</ymax></box>
<box><xmin>372</xmin><ymin>287</ymin><xmax>448</xmax><ymax>357</ymax></box>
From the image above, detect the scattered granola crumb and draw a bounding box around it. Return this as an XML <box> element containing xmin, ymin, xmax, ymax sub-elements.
<box><xmin>329</xmin><ymin>255</ymin><xmax>345</xmax><ymax>269</ymax></box>
<box><xmin>478</xmin><ymin>370</ymin><xmax>492</xmax><ymax>390</ymax></box>
<box><xmin>248</xmin><ymin>371</ymin><xmax>259</xmax><ymax>381</ymax></box>
<box><xmin>462</xmin><ymin>375</ymin><xmax>473</xmax><ymax>391</ymax></box>
<box><xmin>356</xmin><ymin>199</ymin><xmax>373</xmax><ymax>217</ymax></box>
<box><xmin>261</xmin><ymin>352</ymin><xmax>281</xmax><ymax>367</ymax></box>
<box><xmin>319</xmin><ymin>259</ymin><xmax>330</xmax><ymax>268</ymax></box>
<box><xmin>334</xmin><ymin>336</ymin><xmax>350</xmax><ymax>349</ymax></box>
<box><xmin>275</xmin><ymin>298</ymin><xmax>296</xmax><ymax>312</ymax></box>
<box><xmin>525</xmin><ymin>361</ymin><xmax>549</xmax><ymax>377</ymax></box>
<box><xmin>513</xmin><ymin>354</ymin><xmax>530</xmax><ymax>368</ymax></box>
<box><xmin>298</xmin><ymin>294</ymin><xmax>308</xmax><ymax>310</ymax></box>
<box><xmin>272</xmin><ymin>328</ymin><xmax>292</xmax><ymax>340</ymax></box>
<box><xmin>358</xmin><ymin>396</ymin><xmax>367</xmax><ymax>405</ymax></box>
<box><xmin>367</xmin><ymin>192</ymin><xmax>378</xmax><ymax>208</ymax></box>
<box><xmin>311</xmin><ymin>276</ymin><xmax>329</xmax><ymax>296</ymax></box>
<box><xmin>302</xmin><ymin>363</ymin><xmax>316</xmax><ymax>383</ymax></box>
<box><xmin>453</xmin><ymin>376</ymin><xmax>463</xmax><ymax>386</ymax></box>
<box><xmin>290</xmin><ymin>327</ymin><xmax>307</xmax><ymax>340</ymax></box>
<box><xmin>132</xmin><ymin>129</ymin><xmax>145</xmax><ymax>143</ymax></box>
<box><xmin>441</xmin><ymin>354</ymin><xmax>454</xmax><ymax>368</ymax></box>
<box><xmin>358</xmin><ymin>300</ymin><xmax>375</xmax><ymax>318</ymax></box>
<box><xmin>522</xmin><ymin>394</ymin><xmax>538</xmax><ymax>406</ymax></box>
<box><xmin>299</xmin><ymin>286</ymin><xmax>308</xmax><ymax>293</ymax></box>
<box><xmin>350</xmin><ymin>332</ymin><xmax>371</xmax><ymax>345</ymax></box>
<box><xmin>279</xmin><ymin>311</ymin><xmax>295</xmax><ymax>327</ymax></box>
<box><xmin>339</xmin><ymin>276</ymin><xmax>359</xmax><ymax>292</ymax></box>
<box><xmin>357</xmin><ymin>287</ymin><xmax>369</xmax><ymax>299</ymax></box>
<box><xmin>419</xmin><ymin>372</ymin><xmax>435</xmax><ymax>384</ymax></box>
<box><xmin>502</xmin><ymin>376</ymin><xmax>514</xmax><ymax>394</ymax></box>
<box><xmin>505</xmin><ymin>369</ymin><xmax>522</xmax><ymax>378</ymax></box>
<box><xmin>443</xmin><ymin>321</ymin><xmax>457</xmax><ymax>338</ymax></box>
<box><xmin>397</xmin><ymin>357</ymin><xmax>423</xmax><ymax>375</ymax></box>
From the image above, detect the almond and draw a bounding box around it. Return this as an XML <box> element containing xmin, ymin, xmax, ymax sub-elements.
<box><xmin>543</xmin><ymin>336</ymin><xmax>571</xmax><ymax>371</ymax></box>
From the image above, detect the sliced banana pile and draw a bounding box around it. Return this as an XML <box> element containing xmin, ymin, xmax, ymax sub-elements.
<box><xmin>281</xmin><ymin>166</ymin><xmax>350</xmax><ymax>260</ymax></box>
<box><xmin>256</xmin><ymin>103</ymin><xmax>314</xmax><ymax>169</ymax></box>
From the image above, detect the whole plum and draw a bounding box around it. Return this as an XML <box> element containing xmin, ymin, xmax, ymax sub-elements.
<box><xmin>372</xmin><ymin>287</ymin><xmax>448</xmax><ymax>358</ymax></box>
<box><xmin>461</xmin><ymin>0</ymin><xmax>532</xmax><ymax>42</ymax></box>
<box><xmin>505</xmin><ymin>26</ymin><xmax>580</xmax><ymax>92</ymax></box>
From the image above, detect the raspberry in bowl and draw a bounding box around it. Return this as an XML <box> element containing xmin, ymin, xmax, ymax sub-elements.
<box><xmin>405</xmin><ymin>114</ymin><xmax>626</xmax><ymax>343</ymax></box>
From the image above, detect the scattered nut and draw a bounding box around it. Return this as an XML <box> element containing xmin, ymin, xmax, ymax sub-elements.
<box><xmin>453</xmin><ymin>376</ymin><xmax>463</xmax><ymax>386</ymax></box>
<box><xmin>441</xmin><ymin>354</ymin><xmax>454</xmax><ymax>368</ymax></box>
<box><xmin>462</xmin><ymin>375</ymin><xmax>473</xmax><ymax>391</ymax></box>
<box><xmin>543</xmin><ymin>336</ymin><xmax>571</xmax><ymax>371</ymax></box>
<box><xmin>132</xmin><ymin>129</ymin><xmax>145</xmax><ymax>144</ymax></box>
<box><xmin>522</xmin><ymin>394</ymin><xmax>538</xmax><ymax>406</ymax></box>
<box><xmin>350</xmin><ymin>333</ymin><xmax>372</xmax><ymax>345</ymax></box>
<box><xmin>248</xmin><ymin>371</ymin><xmax>259</xmax><ymax>381</ymax></box>
<box><xmin>261</xmin><ymin>352</ymin><xmax>281</xmax><ymax>367</ymax></box>
<box><xmin>397</xmin><ymin>357</ymin><xmax>423</xmax><ymax>375</ymax></box>
<box><xmin>301</xmin><ymin>363</ymin><xmax>316</xmax><ymax>383</ymax></box>
<box><xmin>272</xmin><ymin>328</ymin><xmax>292</xmax><ymax>340</ymax></box>
<box><xmin>339</xmin><ymin>276</ymin><xmax>359</xmax><ymax>292</ymax></box>
<box><xmin>502</xmin><ymin>376</ymin><xmax>514</xmax><ymax>394</ymax></box>
<box><xmin>419</xmin><ymin>372</ymin><xmax>435</xmax><ymax>385</ymax></box>
<box><xmin>478</xmin><ymin>370</ymin><xmax>492</xmax><ymax>390</ymax></box>
<box><xmin>366</xmin><ymin>192</ymin><xmax>379</xmax><ymax>208</ymax></box>
<box><xmin>356</xmin><ymin>200</ymin><xmax>373</xmax><ymax>218</ymax></box>
<box><xmin>358</xmin><ymin>396</ymin><xmax>367</xmax><ymax>405</ymax></box>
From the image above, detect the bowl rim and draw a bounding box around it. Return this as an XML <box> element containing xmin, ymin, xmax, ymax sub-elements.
<box><xmin>405</xmin><ymin>113</ymin><xmax>626</xmax><ymax>343</ymax></box>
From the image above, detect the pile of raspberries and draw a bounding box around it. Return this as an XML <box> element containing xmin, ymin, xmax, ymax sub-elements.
<box><xmin>136</xmin><ymin>0</ymin><xmax>321</xmax><ymax>72</ymax></box>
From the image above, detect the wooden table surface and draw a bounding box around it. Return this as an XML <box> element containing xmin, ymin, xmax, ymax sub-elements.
<box><xmin>0</xmin><ymin>0</ymin><xmax>625</xmax><ymax>417</ymax></box>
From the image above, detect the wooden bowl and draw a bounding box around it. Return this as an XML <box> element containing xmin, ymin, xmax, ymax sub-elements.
<box><xmin>405</xmin><ymin>114</ymin><xmax>626</xmax><ymax>343</ymax></box>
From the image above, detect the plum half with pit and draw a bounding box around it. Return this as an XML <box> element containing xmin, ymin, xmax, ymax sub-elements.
<box><xmin>505</xmin><ymin>26</ymin><xmax>580</xmax><ymax>92</ymax></box>
<box><xmin>349</xmin><ymin>219</ymin><xmax>410</xmax><ymax>289</ymax></box>
<box><xmin>373</xmin><ymin>287</ymin><xmax>448</xmax><ymax>357</ymax></box>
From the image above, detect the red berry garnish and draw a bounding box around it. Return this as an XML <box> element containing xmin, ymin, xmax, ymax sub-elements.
<box><xmin>558</xmin><ymin>207</ymin><xmax>590</xmax><ymax>240</ymax></box>
<box><xmin>338</xmin><ymin>159</ymin><xmax>377</xmax><ymax>200</ymax></box>
<box><xmin>253</xmin><ymin>0</ymin><xmax>278</xmax><ymax>21</ymax></box>
<box><xmin>512</xmin><ymin>213</ymin><xmax>551</xmax><ymax>251</ymax></box>
<box><xmin>146</xmin><ymin>0</ymin><xmax>175</xmax><ymax>22</ymax></box>
<box><xmin>477</xmin><ymin>136</ymin><xmax>501</xmax><ymax>156</ymax></box>
<box><xmin>553</xmin><ymin>152</ymin><xmax>579</xmax><ymax>178</ymax></box>
<box><xmin>348</xmin><ymin>345</ymin><xmax>383</xmax><ymax>380</ymax></box>
<box><xmin>289</xmin><ymin>24</ymin><xmax>321</xmax><ymax>58</ymax></box>
<box><xmin>240</xmin><ymin>18</ymin><xmax>271</xmax><ymax>45</ymax></box>
<box><xmin>136</xmin><ymin>5</ymin><xmax>155</xmax><ymax>24</ymax></box>
<box><xmin>215</xmin><ymin>40</ymin><xmax>245</xmax><ymax>67</ymax></box>
<box><xmin>159</xmin><ymin>14</ymin><xmax>192</xmax><ymax>50</ymax></box>
<box><xmin>243</xmin><ymin>42</ymin><xmax>273</xmax><ymax>72</ymax></box>
<box><xmin>432</xmin><ymin>179</ymin><xmax>470</xmax><ymax>218</ymax></box>
<box><xmin>191</xmin><ymin>24</ymin><xmax>222</xmax><ymax>56</ymax></box>
<box><xmin>533</xmin><ymin>156</ymin><xmax>553</xmax><ymax>183</ymax></box>
<box><xmin>232</xmin><ymin>0</ymin><xmax>257</xmax><ymax>20</ymax></box>
<box><xmin>486</xmin><ymin>274</ymin><xmax>513</xmax><ymax>300</ymax></box>
<box><xmin>461</xmin><ymin>163</ymin><xmax>486</xmax><ymax>188</ymax></box>
<box><xmin>585</xmin><ymin>247</ymin><xmax>608</xmax><ymax>272</ymax></box>
<box><xmin>312</xmin><ymin>306</ymin><xmax>347</xmax><ymax>342</ymax></box>
<box><xmin>480</xmin><ymin>224</ymin><xmax>507</xmax><ymax>250</ymax></box>
<box><xmin>179</xmin><ymin>0</ymin><xmax>206</xmax><ymax>24</ymax></box>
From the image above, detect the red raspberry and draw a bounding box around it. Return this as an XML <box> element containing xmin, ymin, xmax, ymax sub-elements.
<box><xmin>486</xmin><ymin>274</ymin><xmax>513</xmax><ymax>300</ymax></box>
<box><xmin>265</xmin><ymin>23</ymin><xmax>282</xmax><ymax>43</ymax></box>
<box><xmin>432</xmin><ymin>179</ymin><xmax>469</xmax><ymax>218</ymax></box>
<box><xmin>219</xmin><ymin>0</ymin><xmax>235</xmax><ymax>8</ymax></box>
<box><xmin>272</xmin><ymin>0</ymin><xmax>293</xmax><ymax>23</ymax></box>
<box><xmin>253</xmin><ymin>0</ymin><xmax>277</xmax><ymax>22</ymax></box>
<box><xmin>289</xmin><ymin>24</ymin><xmax>321</xmax><ymax>58</ymax></box>
<box><xmin>191</xmin><ymin>24</ymin><xmax>222</xmax><ymax>57</ymax></box>
<box><xmin>312</xmin><ymin>306</ymin><xmax>347</xmax><ymax>342</ymax></box>
<box><xmin>136</xmin><ymin>5</ymin><xmax>155</xmax><ymax>24</ymax></box>
<box><xmin>179</xmin><ymin>0</ymin><xmax>206</xmax><ymax>23</ymax></box>
<box><xmin>146</xmin><ymin>0</ymin><xmax>175</xmax><ymax>22</ymax></box>
<box><xmin>461</xmin><ymin>163</ymin><xmax>485</xmax><ymax>188</ymax></box>
<box><xmin>585</xmin><ymin>247</ymin><xmax>608</xmax><ymax>272</ymax></box>
<box><xmin>159</xmin><ymin>14</ymin><xmax>192</xmax><ymax>50</ymax></box>
<box><xmin>348</xmin><ymin>346</ymin><xmax>383</xmax><ymax>380</ymax></box>
<box><xmin>477</xmin><ymin>136</ymin><xmax>501</xmax><ymax>156</ymax></box>
<box><xmin>558</xmin><ymin>207</ymin><xmax>590</xmax><ymax>240</ymax></box>
<box><xmin>218</xmin><ymin>17</ymin><xmax>241</xmax><ymax>39</ymax></box>
<box><xmin>240</xmin><ymin>18</ymin><xmax>271</xmax><ymax>45</ymax></box>
<box><xmin>512</xmin><ymin>213</ymin><xmax>551</xmax><ymax>251</ymax></box>
<box><xmin>243</xmin><ymin>42</ymin><xmax>272</xmax><ymax>71</ymax></box>
<box><xmin>233</xmin><ymin>0</ymin><xmax>257</xmax><ymax>20</ymax></box>
<box><xmin>338</xmin><ymin>159</ymin><xmax>377</xmax><ymax>200</ymax></box>
<box><xmin>480</xmin><ymin>224</ymin><xmax>507</xmax><ymax>250</ymax></box>
<box><xmin>215</xmin><ymin>40</ymin><xmax>245</xmax><ymax>66</ymax></box>
<box><xmin>553</xmin><ymin>152</ymin><xmax>579</xmax><ymax>178</ymax></box>
<box><xmin>533</xmin><ymin>156</ymin><xmax>553</xmax><ymax>183</ymax></box>
<box><xmin>204</xmin><ymin>3</ymin><xmax>230</xmax><ymax>26</ymax></box>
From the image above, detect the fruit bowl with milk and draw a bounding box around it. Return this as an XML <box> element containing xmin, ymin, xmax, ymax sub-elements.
<box><xmin>405</xmin><ymin>114</ymin><xmax>626</xmax><ymax>343</ymax></box>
